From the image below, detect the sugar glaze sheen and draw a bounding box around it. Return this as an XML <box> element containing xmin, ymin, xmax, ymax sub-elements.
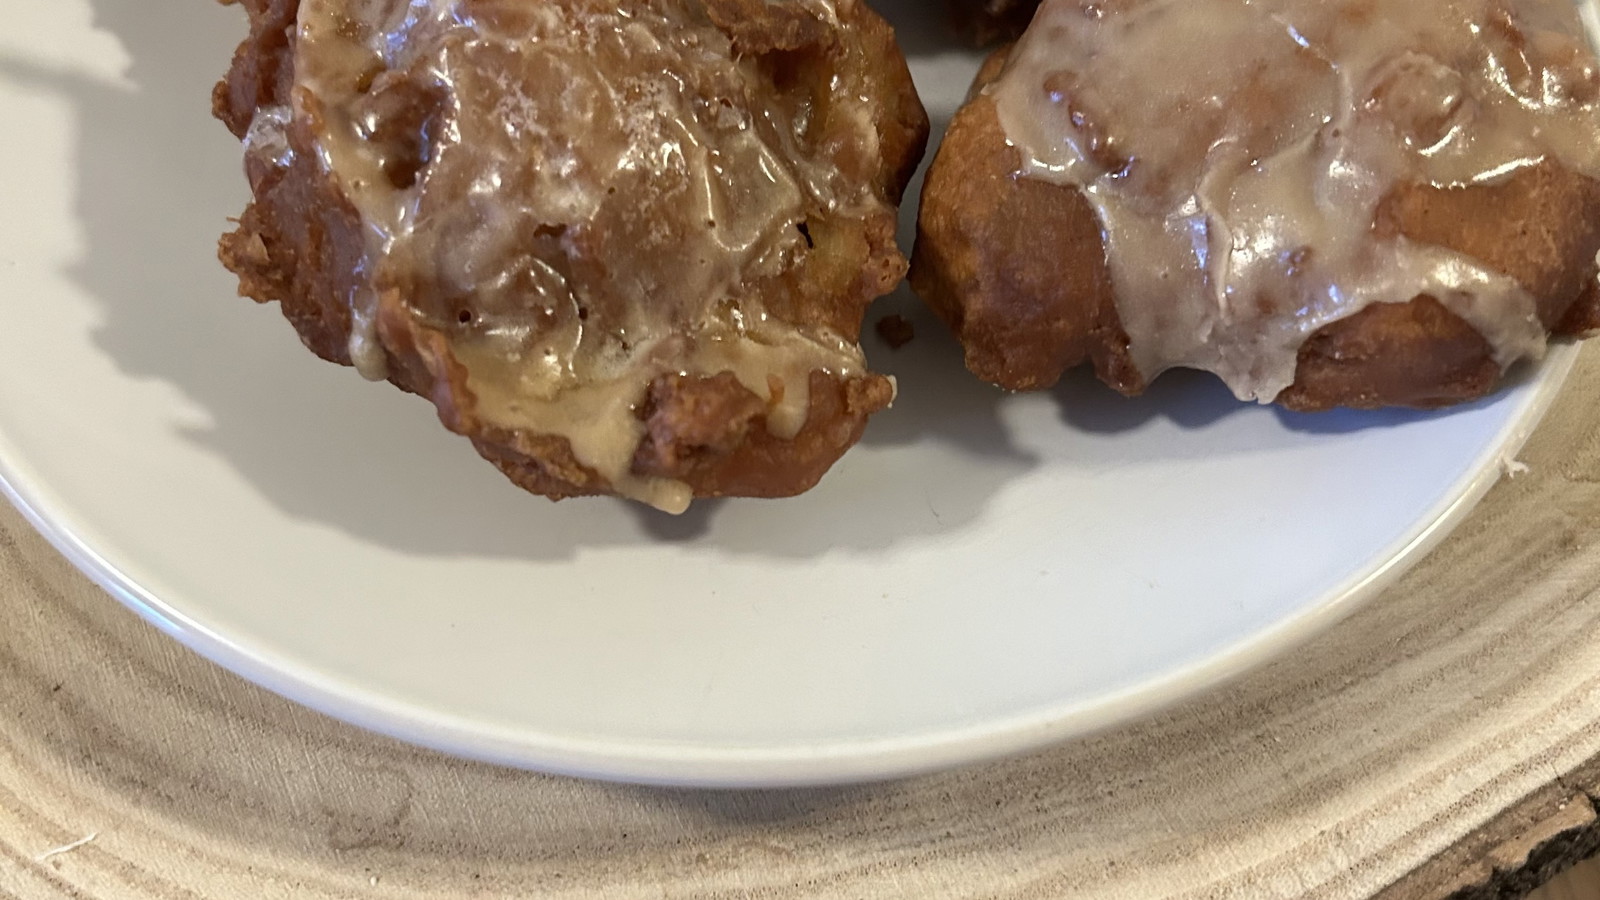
<box><xmin>248</xmin><ymin>0</ymin><xmax>894</xmax><ymax>512</ymax></box>
<box><xmin>992</xmin><ymin>0</ymin><xmax>1600</xmax><ymax>402</ymax></box>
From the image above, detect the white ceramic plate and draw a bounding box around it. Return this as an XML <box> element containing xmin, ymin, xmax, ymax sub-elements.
<box><xmin>0</xmin><ymin>0</ymin><xmax>1581</xmax><ymax>788</ymax></box>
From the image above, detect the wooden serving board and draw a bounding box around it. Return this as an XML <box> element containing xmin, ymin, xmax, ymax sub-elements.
<box><xmin>4</xmin><ymin>348</ymin><xmax>1600</xmax><ymax>899</ymax></box>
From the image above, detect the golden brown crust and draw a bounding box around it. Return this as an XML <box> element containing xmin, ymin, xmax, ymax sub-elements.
<box><xmin>1276</xmin><ymin>297</ymin><xmax>1501</xmax><ymax>411</ymax></box>
<box><xmin>911</xmin><ymin>50</ymin><xmax>1600</xmax><ymax>411</ymax></box>
<box><xmin>1377</xmin><ymin>164</ymin><xmax>1600</xmax><ymax>332</ymax></box>
<box><xmin>910</xmin><ymin>52</ymin><xmax>1142</xmax><ymax>395</ymax></box>
<box><xmin>216</xmin><ymin>0</ymin><xmax>927</xmax><ymax>503</ymax></box>
<box><xmin>1279</xmin><ymin>165</ymin><xmax>1600</xmax><ymax>411</ymax></box>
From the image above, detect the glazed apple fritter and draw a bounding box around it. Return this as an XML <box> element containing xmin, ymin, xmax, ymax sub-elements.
<box><xmin>215</xmin><ymin>0</ymin><xmax>929</xmax><ymax>511</ymax></box>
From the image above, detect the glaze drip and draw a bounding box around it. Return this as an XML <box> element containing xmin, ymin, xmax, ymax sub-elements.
<box><xmin>268</xmin><ymin>0</ymin><xmax>883</xmax><ymax>510</ymax></box>
<box><xmin>991</xmin><ymin>0</ymin><xmax>1600</xmax><ymax>401</ymax></box>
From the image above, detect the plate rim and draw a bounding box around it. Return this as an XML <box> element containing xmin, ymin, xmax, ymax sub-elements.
<box><xmin>0</xmin><ymin>342</ymin><xmax>1578</xmax><ymax>788</ymax></box>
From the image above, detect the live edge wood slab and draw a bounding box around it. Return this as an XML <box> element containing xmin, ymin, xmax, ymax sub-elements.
<box><xmin>4</xmin><ymin>347</ymin><xmax>1600</xmax><ymax>899</ymax></box>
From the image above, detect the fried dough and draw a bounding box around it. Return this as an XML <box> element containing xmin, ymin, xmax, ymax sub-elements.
<box><xmin>913</xmin><ymin>0</ymin><xmax>1600</xmax><ymax>411</ymax></box>
<box><xmin>215</xmin><ymin>0</ymin><xmax>928</xmax><ymax>511</ymax></box>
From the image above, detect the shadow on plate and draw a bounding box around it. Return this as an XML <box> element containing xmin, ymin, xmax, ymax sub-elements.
<box><xmin>1053</xmin><ymin>367</ymin><xmax>1248</xmax><ymax>435</ymax></box>
<box><xmin>1052</xmin><ymin>365</ymin><xmax>1459</xmax><ymax>441</ymax></box>
<box><xmin>19</xmin><ymin>0</ymin><xmax>1033</xmax><ymax>561</ymax></box>
<box><xmin>875</xmin><ymin>0</ymin><xmax>974</xmax><ymax>58</ymax></box>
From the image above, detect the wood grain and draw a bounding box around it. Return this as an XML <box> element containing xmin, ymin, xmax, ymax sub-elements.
<box><xmin>4</xmin><ymin>347</ymin><xmax>1600</xmax><ymax>899</ymax></box>
<box><xmin>1530</xmin><ymin>855</ymin><xmax>1600</xmax><ymax>900</ymax></box>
